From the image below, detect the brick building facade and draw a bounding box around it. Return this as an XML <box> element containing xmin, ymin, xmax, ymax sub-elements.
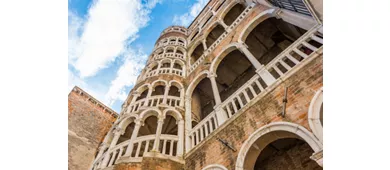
<box><xmin>78</xmin><ymin>0</ymin><xmax>323</xmax><ymax>169</ymax></box>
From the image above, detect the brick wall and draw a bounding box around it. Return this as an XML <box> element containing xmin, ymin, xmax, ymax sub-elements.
<box><xmin>184</xmin><ymin>55</ymin><xmax>323</xmax><ymax>170</ymax></box>
<box><xmin>114</xmin><ymin>158</ymin><xmax>184</xmax><ymax>170</ymax></box>
<box><xmin>68</xmin><ymin>89</ymin><xmax>117</xmax><ymax>170</ymax></box>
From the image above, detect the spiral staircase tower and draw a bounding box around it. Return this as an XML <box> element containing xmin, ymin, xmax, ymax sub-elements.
<box><xmin>91</xmin><ymin>26</ymin><xmax>188</xmax><ymax>169</ymax></box>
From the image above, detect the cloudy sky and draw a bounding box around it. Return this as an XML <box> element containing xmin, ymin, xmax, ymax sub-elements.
<box><xmin>68</xmin><ymin>0</ymin><xmax>209</xmax><ymax>113</ymax></box>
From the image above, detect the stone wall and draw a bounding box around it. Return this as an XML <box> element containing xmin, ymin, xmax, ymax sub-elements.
<box><xmin>68</xmin><ymin>88</ymin><xmax>117</xmax><ymax>170</ymax></box>
<box><xmin>184</xmin><ymin>55</ymin><xmax>323</xmax><ymax>170</ymax></box>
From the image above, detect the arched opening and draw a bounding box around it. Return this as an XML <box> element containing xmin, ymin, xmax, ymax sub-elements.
<box><xmin>190</xmin><ymin>31</ymin><xmax>199</xmax><ymax>41</ymax></box>
<box><xmin>254</xmin><ymin>138</ymin><xmax>322</xmax><ymax>170</ymax></box>
<box><xmin>161</xmin><ymin>115</ymin><xmax>178</xmax><ymax>135</ymax></box>
<box><xmin>117</xmin><ymin>122</ymin><xmax>135</xmax><ymax>144</ymax></box>
<box><xmin>168</xmin><ymin>86</ymin><xmax>180</xmax><ymax>97</ymax></box>
<box><xmin>206</xmin><ymin>24</ymin><xmax>225</xmax><ymax>48</ymax></box>
<box><xmin>215</xmin><ymin>49</ymin><xmax>260</xmax><ymax>102</ymax></box>
<box><xmin>170</xmin><ymin>38</ymin><xmax>176</xmax><ymax>43</ymax></box>
<box><xmin>160</xmin><ymin>61</ymin><xmax>171</xmax><ymax>69</ymax></box>
<box><xmin>152</xmin><ymin>85</ymin><xmax>165</xmax><ymax>96</ymax></box>
<box><xmin>136</xmin><ymin>89</ymin><xmax>148</xmax><ymax>101</ymax></box>
<box><xmin>214</xmin><ymin>0</ymin><xmax>226</xmax><ymax>12</ymax></box>
<box><xmin>137</xmin><ymin>116</ymin><xmax>158</xmax><ymax>137</ymax></box>
<box><xmin>202</xmin><ymin>15</ymin><xmax>213</xmax><ymax>28</ymax></box>
<box><xmin>190</xmin><ymin>43</ymin><xmax>204</xmax><ymax>64</ymax></box>
<box><xmin>223</xmin><ymin>3</ymin><xmax>245</xmax><ymax>26</ymax></box>
<box><xmin>173</xmin><ymin>63</ymin><xmax>182</xmax><ymax>70</ymax></box>
<box><xmin>176</xmin><ymin>49</ymin><xmax>184</xmax><ymax>55</ymax></box>
<box><xmin>245</xmin><ymin>17</ymin><xmax>308</xmax><ymax>67</ymax></box>
<box><xmin>238</xmin><ymin>124</ymin><xmax>323</xmax><ymax>170</ymax></box>
<box><xmin>178</xmin><ymin>39</ymin><xmax>185</xmax><ymax>45</ymax></box>
<box><xmin>191</xmin><ymin>78</ymin><xmax>215</xmax><ymax>121</ymax></box>
<box><xmin>267</xmin><ymin>0</ymin><xmax>312</xmax><ymax>16</ymax></box>
<box><xmin>166</xmin><ymin>48</ymin><xmax>174</xmax><ymax>53</ymax></box>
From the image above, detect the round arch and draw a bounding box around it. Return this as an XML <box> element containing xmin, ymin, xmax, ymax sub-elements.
<box><xmin>139</xmin><ymin>108</ymin><xmax>163</xmax><ymax>122</ymax></box>
<box><xmin>202</xmin><ymin>164</ymin><xmax>228</xmax><ymax>170</ymax></box>
<box><xmin>118</xmin><ymin>114</ymin><xmax>139</xmax><ymax>130</ymax></box>
<box><xmin>185</xmin><ymin>70</ymin><xmax>210</xmax><ymax>98</ymax></box>
<box><xmin>209</xmin><ymin>42</ymin><xmax>241</xmax><ymax>75</ymax></box>
<box><xmin>218</xmin><ymin>1</ymin><xmax>246</xmax><ymax>24</ymax></box>
<box><xmin>163</xmin><ymin>108</ymin><xmax>183</xmax><ymax>121</ymax></box>
<box><xmin>151</xmin><ymin>79</ymin><xmax>168</xmax><ymax>89</ymax></box>
<box><xmin>168</xmin><ymin>80</ymin><xmax>184</xmax><ymax>90</ymax></box>
<box><xmin>235</xmin><ymin>122</ymin><xmax>322</xmax><ymax>170</ymax></box>
<box><xmin>135</xmin><ymin>83</ymin><xmax>151</xmax><ymax>94</ymax></box>
<box><xmin>308</xmin><ymin>87</ymin><xmax>323</xmax><ymax>142</ymax></box>
<box><xmin>238</xmin><ymin>8</ymin><xmax>276</xmax><ymax>43</ymax></box>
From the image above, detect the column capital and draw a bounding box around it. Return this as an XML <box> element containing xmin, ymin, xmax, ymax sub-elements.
<box><xmin>207</xmin><ymin>73</ymin><xmax>217</xmax><ymax>78</ymax></box>
<box><xmin>114</xmin><ymin>127</ymin><xmax>125</xmax><ymax>135</ymax></box>
<box><xmin>310</xmin><ymin>150</ymin><xmax>323</xmax><ymax>167</ymax></box>
<box><xmin>158</xmin><ymin>115</ymin><xmax>165</xmax><ymax>122</ymax></box>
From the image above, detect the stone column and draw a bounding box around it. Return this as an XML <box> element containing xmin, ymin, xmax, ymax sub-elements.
<box><xmin>143</xmin><ymin>86</ymin><xmax>153</xmax><ymax>106</ymax></box>
<box><xmin>218</xmin><ymin>18</ymin><xmax>229</xmax><ymax>30</ymax></box>
<box><xmin>179</xmin><ymin>88</ymin><xmax>185</xmax><ymax>107</ymax></box>
<box><xmin>124</xmin><ymin>121</ymin><xmax>142</xmax><ymax>156</ymax></box>
<box><xmin>100</xmin><ymin>128</ymin><xmax>124</xmax><ymax>168</ymax></box>
<box><xmin>152</xmin><ymin>116</ymin><xmax>165</xmax><ymax>152</ymax></box>
<box><xmin>177</xmin><ymin>120</ymin><xmax>185</xmax><ymax>156</ymax></box>
<box><xmin>202</xmin><ymin>39</ymin><xmax>208</xmax><ymax>50</ymax></box>
<box><xmin>237</xmin><ymin>43</ymin><xmax>276</xmax><ymax>86</ymax></box>
<box><xmin>184</xmin><ymin>98</ymin><xmax>192</xmax><ymax>153</ymax></box>
<box><xmin>208</xmin><ymin>73</ymin><xmax>222</xmax><ymax>105</ymax></box>
<box><xmin>162</xmin><ymin>85</ymin><xmax>171</xmax><ymax>105</ymax></box>
<box><xmin>95</xmin><ymin>143</ymin><xmax>109</xmax><ymax>160</ymax></box>
<box><xmin>310</xmin><ymin>150</ymin><xmax>323</xmax><ymax>167</ymax></box>
<box><xmin>208</xmin><ymin>74</ymin><xmax>228</xmax><ymax>125</ymax></box>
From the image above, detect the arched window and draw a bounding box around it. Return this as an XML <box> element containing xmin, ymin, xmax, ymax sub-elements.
<box><xmin>191</xmin><ymin>78</ymin><xmax>215</xmax><ymax>120</ymax></box>
<box><xmin>168</xmin><ymin>86</ymin><xmax>180</xmax><ymax>97</ymax></box>
<box><xmin>190</xmin><ymin>31</ymin><xmax>199</xmax><ymax>41</ymax></box>
<box><xmin>136</xmin><ymin>89</ymin><xmax>148</xmax><ymax>101</ymax></box>
<box><xmin>152</xmin><ymin>85</ymin><xmax>165</xmax><ymax>96</ymax></box>
<box><xmin>206</xmin><ymin>24</ymin><xmax>225</xmax><ymax>47</ymax></box>
<box><xmin>223</xmin><ymin>3</ymin><xmax>245</xmax><ymax>26</ymax></box>
<box><xmin>190</xmin><ymin>43</ymin><xmax>204</xmax><ymax>64</ymax></box>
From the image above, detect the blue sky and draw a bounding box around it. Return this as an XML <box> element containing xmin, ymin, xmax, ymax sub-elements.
<box><xmin>68</xmin><ymin>0</ymin><xmax>209</xmax><ymax>113</ymax></box>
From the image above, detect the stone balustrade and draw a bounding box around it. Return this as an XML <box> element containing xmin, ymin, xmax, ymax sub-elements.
<box><xmin>188</xmin><ymin>25</ymin><xmax>323</xmax><ymax>150</ymax></box>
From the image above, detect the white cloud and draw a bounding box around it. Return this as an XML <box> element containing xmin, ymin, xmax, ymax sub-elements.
<box><xmin>69</xmin><ymin>0</ymin><xmax>161</xmax><ymax>78</ymax></box>
<box><xmin>173</xmin><ymin>0</ymin><xmax>209</xmax><ymax>26</ymax></box>
<box><xmin>105</xmin><ymin>47</ymin><xmax>147</xmax><ymax>106</ymax></box>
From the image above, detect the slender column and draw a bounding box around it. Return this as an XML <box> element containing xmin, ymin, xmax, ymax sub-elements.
<box><xmin>124</xmin><ymin>121</ymin><xmax>142</xmax><ymax>156</ymax></box>
<box><xmin>127</xmin><ymin>93</ymin><xmax>140</xmax><ymax>114</ymax></box>
<box><xmin>169</xmin><ymin>61</ymin><xmax>174</xmax><ymax>74</ymax></box>
<box><xmin>152</xmin><ymin>116</ymin><xmax>165</xmax><ymax>152</ymax></box>
<box><xmin>179</xmin><ymin>88</ymin><xmax>185</xmax><ymax>107</ymax></box>
<box><xmin>202</xmin><ymin>39</ymin><xmax>207</xmax><ymax>50</ymax></box>
<box><xmin>237</xmin><ymin>43</ymin><xmax>276</xmax><ymax>86</ymax></box>
<box><xmin>95</xmin><ymin>143</ymin><xmax>109</xmax><ymax>161</ymax></box>
<box><xmin>218</xmin><ymin>18</ymin><xmax>228</xmax><ymax>30</ymax></box>
<box><xmin>101</xmin><ymin>128</ymin><xmax>123</xmax><ymax>168</ymax></box>
<box><xmin>184</xmin><ymin>98</ymin><xmax>192</xmax><ymax>153</ymax></box>
<box><xmin>162</xmin><ymin>85</ymin><xmax>170</xmax><ymax>105</ymax></box>
<box><xmin>310</xmin><ymin>150</ymin><xmax>323</xmax><ymax>167</ymax></box>
<box><xmin>208</xmin><ymin>74</ymin><xmax>221</xmax><ymax>105</ymax></box>
<box><xmin>177</xmin><ymin>120</ymin><xmax>185</xmax><ymax>156</ymax></box>
<box><xmin>143</xmin><ymin>86</ymin><xmax>153</xmax><ymax>106</ymax></box>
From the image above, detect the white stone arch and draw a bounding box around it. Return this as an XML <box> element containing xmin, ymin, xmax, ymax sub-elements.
<box><xmin>165</xmin><ymin>46</ymin><xmax>175</xmax><ymax>53</ymax></box>
<box><xmin>163</xmin><ymin>108</ymin><xmax>183</xmax><ymax>121</ymax></box>
<box><xmin>235</xmin><ymin>122</ymin><xmax>323</xmax><ymax>170</ymax></box>
<box><xmin>168</xmin><ymin>80</ymin><xmax>184</xmax><ymax>90</ymax></box>
<box><xmin>188</xmin><ymin>27</ymin><xmax>201</xmax><ymax>42</ymax></box>
<box><xmin>219</xmin><ymin>0</ymin><xmax>246</xmax><ymax>24</ymax></box>
<box><xmin>138</xmin><ymin>108</ymin><xmax>163</xmax><ymax>122</ymax></box>
<box><xmin>185</xmin><ymin>70</ymin><xmax>210</xmax><ymax>98</ymax></box>
<box><xmin>175</xmin><ymin>46</ymin><xmax>186</xmax><ymax>55</ymax></box>
<box><xmin>118</xmin><ymin>114</ymin><xmax>139</xmax><ymax>130</ymax></box>
<box><xmin>308</xmin><ymin>87</ymin><xmax>323</xmax><ymax>143</ymax></box>
<box><xmin>212</xmin><ymin>0</ymin><xmax>227</xmax><ymax>12</ymax></box>
<box><xmin>159</xmin><ymin>58</ymin><xmax>173</xmax><ymax>68</ymax></box>
<box><xmin>202</xmin><ymin>164</ymin><xmax>228</xmax><ymax>170</ymax></box>
<box><xmin>135</xmin><ymin>83</ymin><xmax>151</xmax><ymax>94</ymax></box>
<box><xmin>151</xmin><ymin>79</ymin><xmax>168</xmax><ymax>89</ymax></box>
<box><xmin>187</xmin><ymin>37</ymin><xmax>206</xmax><ymax>66</ymax></box>
<box><xmin>238</xmin><ymin>8</ymin><xmax>276</xmax><ymax>43</ymax></box>
<box><xmin>209</xmin><ymin>42</ymin><xmax>242</xmax><ymax>75</ymax></box>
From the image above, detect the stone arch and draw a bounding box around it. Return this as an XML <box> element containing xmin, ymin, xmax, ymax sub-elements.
<box><xmin>139</xmin><ymin>108</ymin><xmax>163</xmax><ymax>122</ymax></box>
<box><xmin>135</xmin><ymin>83</ymin><xmax>151</xmax><ymax>94</ymax></box>
<box><xmin>209</xmin><ymin>42</ymin><xmax>241</xmax><ymax>75</ymax></box>
<box><xmin>204</xmin><ymin>21</ymin><xmax>225</xmax><ymax>48</ymax></box>
<box><xmin>118</xmin><ymin>114</ymin><xmax>139</xmax><ymax>129</ymax></box>
<box><xmin>213</xmin><ymin>0</ymin><xmax>226</xmax><ymax>12</ymax></box>
<box><xmin>160</xmin><ymin>58</ymin><xmax>173</xmax><ymax>68</ymax></box>
<box><xmin>219</xmin><ymin>1</ymin><xmax>246</xmax><ymax>26</ymax></box>
<box><xmin>185</xmin><ymin>70</ymin><xmax>210</xmax><ymax>98</ymax></box>
<box><xmin>165</xmin><ymin>46</ymin><xmax>175</xmax><ymax>53</ymax></box>
<box><xmin>308</xmin><ymin>87</ymin><xmax>323</xmax><ymax>142</ymax></box>
<box><xmin>238</xmin><ymin>8</ymin><xmax>277</xmax><ymax>43</ymax></box>
<box><xmin>202</xmin><ymin>164</ymin><xmax>228</xmax><ymax>170</ymax></box>
<box><xmin>151</xmin><ymin>79</ymin><xmax>168</xmax><ymax>89</ymax></box>
<box><xmin>169</xmin><ymin>80</ymin><xmax>184</xmax><ymax>90</ymax></box>
<box><xmin>189</xmin><ymin>28</ymin><xmax>200</xmax><ymax>42</ymax></box>
<box><xmin>235</xmin><ymin>122</ymin><xmax>322</xmax><ymax>170</ymax></box>
<box><xmin>176</xmin><ymin>46</ymin><xmax>186</xmax><ymax>55</ymax></box>
<box><xmin>163</xmin><ymin>108</ymin><xmax>183</xmax><ymax>121</ymax></box>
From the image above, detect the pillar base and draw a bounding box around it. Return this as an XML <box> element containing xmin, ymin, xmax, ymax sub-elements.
<box><xmin>310</xmin><ymin>150</ymin><xmax>323</xmax><ymax>167</ymax></box>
